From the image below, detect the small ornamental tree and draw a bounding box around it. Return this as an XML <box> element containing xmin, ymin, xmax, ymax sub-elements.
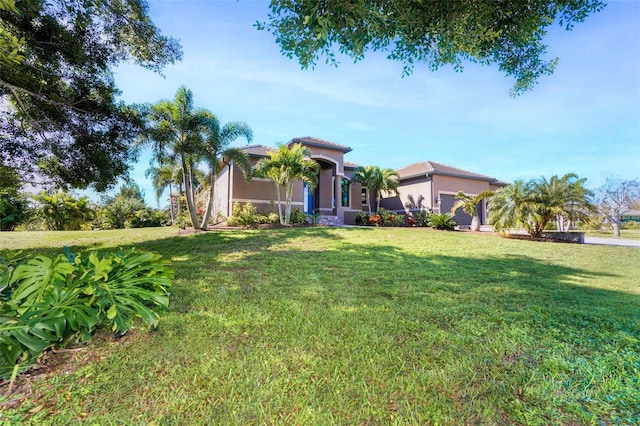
<box><xmin>352</xmin><ymin>166</ymin><xmax>400</xmax><ymax>213</ymax></box>
<box><xmin>597</xmin><ymin>177</ymin><xmax>640</xmax><ymax>237</ymax></box>
<box><xmin>450</xmin><ymin>190</ymin><xmax>494</xmax><ymax>232</ymax></box>
<box><xmin>254</xmin><ymin>143</ymin><xmax>319</xmax><ymax>225</ymax></box>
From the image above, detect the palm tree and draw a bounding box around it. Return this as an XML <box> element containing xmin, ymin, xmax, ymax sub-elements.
<box><xmin>352</xmin><ymin>166</ymin><xmax>400</xmax><ymax>213</ymax></box>
<box><xmin>450</xmin><ymin>190</ymin><xmax>494</xmax><ymax>231</ymax></box>
<box><xmin>489</xmin><ymin>174</ymin><xmax>594</xmax><ymax>237</ymax></box>
<box><xmin>145</xmin><ymin>162</ymin><xmax>179</xmax><ymax>224</ymax></box>
<box><xmin>531</xmin><ymin>173</ymin><xmax>594</xmax><ymax>233</ymax></box>
<box><xmin>254</xmin><ymin>143</ymin><xmax>319</xmax><ymax>225</ymax></box>
<box><xmin>488</xmin><ymin>180</ymin><xmax>536</xmax><ymax>235</ymax></box>
<box><xmin>199</xmin><ymin>119</ymin><xmax>252</xmax><ymax>229</ymax></box>
<box><xmin>145</xmin><ymin>86</ymin><xmax>214</xmax><ymax>229</ymax></box>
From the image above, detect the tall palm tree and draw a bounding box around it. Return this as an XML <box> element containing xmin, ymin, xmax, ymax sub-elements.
<box><xmin>450</xmin><ymin>190</ymin><xmax>494</xmax><ymax>231</ymax></box>
<box><xmin>352</xmin><ymin>166</ymin><xmax>400</xmax><ymax>213</ymax></box>
<box><xmin>145</xmin><ymin>86</ymin><xmax>214</xmax><ymax>229</ymax></box>
<box><xmin>199</xmin><ymin>120</ymin><xmax>252</xmax><ymax>229</ymax></box>
<box><xmin>254</xmin><ymin>143</ymin><xmax>319</xmax><ymax>225</ymax></box>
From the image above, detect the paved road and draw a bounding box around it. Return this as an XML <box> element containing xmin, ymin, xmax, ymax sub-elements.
<box><xmin>584</xmin><ymin>236</ymin><xmax>640</xmax><ymax>247</ymax></box>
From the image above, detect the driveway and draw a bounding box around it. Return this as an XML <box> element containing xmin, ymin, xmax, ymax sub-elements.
<box><xmin>584</xmin><ymin>236</ymin><xmax>640</xmax><ymax>247</ymax></box>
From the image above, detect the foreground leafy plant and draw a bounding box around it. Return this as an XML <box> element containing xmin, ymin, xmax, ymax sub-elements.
<box><xmin>0</xmin><ymin>248</ymin><xmax>173</xmax><ymax>382</ymax></box>
<box><xmin>427</xmin><ymin>213</ymin><xmax>457</xmax><ymax>230</ymax></box>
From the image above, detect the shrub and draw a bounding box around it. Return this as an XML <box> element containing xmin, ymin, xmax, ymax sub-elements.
<box><xmin>0</xmin><ymin>248</ymin><xmax>173</xmax><ymax>383</ymax></box>
<box><xmin>267</xmin><ymin>212</ymin><xmax>280</xmax><ymax>224</ymax></box>
<box><xmin>414</xmin><ymin>210</ymin><xmax>431</xmax><ymax>227</ymax></box>
<box><xmin>228</xmin><ymin>202</ymin><xmax>259</xmax><ymax>227</ymax></box>
<box><xmin>290</xmin><ymin>208</ymin><xmax>307</xmax><ymax>225</ymax></box>
<box><xmin>428</xmin><ymin>213</ymin><xmax>457</xmax><ymax>230</ymax></box>
<box><xmin>355</xmin><ymin>212</ymin><xmax>368</xmax><ymax>225</ymax></box>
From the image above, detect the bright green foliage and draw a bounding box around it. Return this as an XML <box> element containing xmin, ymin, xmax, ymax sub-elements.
<box><xmin>199</xmin><ymin>120</ymin><xmax>253</xmax><ymax>229</ymax></box>
<box><xmin>97</xmin><ymin>183</ymin><xmax>148</xmax><ymax>229</ymax></box>
<box><xmin>489</xmin><ymin>174</ymin><xmax>594</xmax><ymax>237</ymax></box>
<box><xmin>352</xmin><ymin>165</ymin><xmax>400</xmax><ymax>213</ymax></box>
<box><xmin>143</xmin><ymin>86</ymin><xmax>253</xmax><ymax>230</ymax></box>
<box><xmin>33</xmin><ymin>191</ymin><xmax>95</xmax><ymax>231</ymax></box>
<box><xmin>428</xmin><ymin>213</ymin><xmax>457</xmax><ymax>230</ymax></box>
<box><xmin>228</xmin><ymin>202</ymin><xmax>260</xmax><ymax>227</ymax></box>
<box><xmin>414</xmin><ymin>210</ymin><xmax>431</xmax><ymax>227</ymax></box>
<box><xmin>450</xmin><ymin>190</ymin><xmax>495</xmax><ymax>217</ymax></box>
<box><xmin>0</xmin><ymin>165</ymin><xmax>30</xmax><ymax>231</ymax></box>
<box><xmin>254</xmin><ymin>143</ymin><xmax>320</xmax><ymax>225</ymax></box>
<box><xmin>258</xmin><ymin>0</ymin><xmax>604</xmax><ymax>95</ymax></box>
<box><xmin>0</xmin><ymin>248</ymin><xmax>173</xmax><ymax>380</ymax></box>
<box><xmin>1</xmin><ymin>0</ymin><xmax>182</xmax><ymax>190</ymax></box>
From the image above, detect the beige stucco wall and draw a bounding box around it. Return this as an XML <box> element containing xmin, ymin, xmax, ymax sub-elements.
<box><xmin>229</xmin><ymin>162</ymin><xmax>303</xmax><ymax>215</ymax></box>
<box><xmin>391</xmin><ymin>176</ymin><xmax>433</xmax><ymax>212</ymax></box>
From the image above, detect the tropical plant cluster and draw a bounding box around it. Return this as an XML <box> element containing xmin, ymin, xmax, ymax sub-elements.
<box><xmin>0</xmin><ymin>248</ymin><xmax>173</xmax><ymax>384</ymax></box>
<box><xmin>489</xmin><ymin>173</ymin><xmax>595</xmax><ymax>237</ymax></box>
<box><xmin>5</xmin><ymin>186</ymin><xmax>172</xmax><ymax>232</ymax></box>
<box><xmin>356</xmin><ymin>208</ymin><xmax>405</xmax><ymax>227</ymax></box>
<box><xmin>227</xmin><ymin>202</ymin><xmax>308</xmax><ymax>227</ymax></box>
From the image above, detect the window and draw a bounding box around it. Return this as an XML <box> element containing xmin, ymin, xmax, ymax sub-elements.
<box><xmin>361</xmin><ymin>188</ymin><xmax>368</xmax><ymax>205</ymax></box>
<box><xmin>341</xmin><ymin>178</ymin><xmax>350</xmax><ymax>207</ymax></box>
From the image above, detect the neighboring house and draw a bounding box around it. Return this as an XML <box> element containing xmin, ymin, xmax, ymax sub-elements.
<box><xmin>380</xmin><ymin>161</ymin><xmax>508</xmax><ymax>226</ymax></box>
<box><xmin>621</xmin><ymin>209</ymin><xmax>640</xmax><ymax>223</ymax></box>
<box><xmin>212</xmin><ymin>137</ymin><xmax>507</xmax><ymax>226</ymax></box>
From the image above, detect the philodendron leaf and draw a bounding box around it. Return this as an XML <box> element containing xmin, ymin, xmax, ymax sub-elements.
<box><xmin>9</xmin><ymin>255</ymin><xmax>74</xmax><ymax>305</ymax></box>
<box><xmin>89</xmin><ymin>253</ymin><xmax>112</xmax><ymax>281</ymax></box>
<box><xmin>106</xmin><ymin>304</ymin><xmax>117</xmax><ymax>320</ymax></box>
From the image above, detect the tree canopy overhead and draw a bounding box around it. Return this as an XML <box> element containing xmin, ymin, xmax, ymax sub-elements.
<box><xmin>257</xmin><ymin>0</ymin><xmax>605</xmax><ymax>95</ymax></box>
<box><xmin>0</xmin><ymin>0</ymin><xmax>182</xmax><ymax>191</ymax></box>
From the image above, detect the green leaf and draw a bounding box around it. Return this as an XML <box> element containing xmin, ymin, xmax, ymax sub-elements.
<box><xmin>106</xmin><ymin>304</ymin><xmax>117</xmax><ymax>320</ymax></box>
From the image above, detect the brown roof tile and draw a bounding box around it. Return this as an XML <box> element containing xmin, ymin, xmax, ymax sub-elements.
<box><xmin>396</xmin><ymin>160</ymin><xmax>501</xmax><ymax>182</ymax></box>
<box><xmin>289</xmin><ymin>136</ymin><xmax>352</xmax><ymax>153</ymax></box>
<box><xmin>240</xmin><ymin>144</ymin><xmax>272</xmax><ymax>158</ymax></box>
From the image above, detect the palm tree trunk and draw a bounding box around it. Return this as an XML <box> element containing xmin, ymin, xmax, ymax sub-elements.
<box><xmin>168</xmin><ymin>182</ymin><xmax>175</xmax><ymax>225</ymax></box>
<box><xmin>285</xmin><ymin>181</ymin><xmax>294</xmax><ymax>225</ymax></box>
<box><xmin>181</xmin><ymin>154</ymin><xmax>201</xmax><ymax>229</ymax></box>
<box><xmin>201</xmin><ymin>169</ymin><xmax>217</xmax><ymax>230</ymax></box>
<box><xmin>274</xmin><ymin>183</ymin><xmax>284</xmax><ymax>225</ymax></box>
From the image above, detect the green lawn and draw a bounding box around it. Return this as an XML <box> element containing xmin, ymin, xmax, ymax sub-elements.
<box><xmin>587</xmin><ymin>229</ymin><xmax>640</xmax><ymax>240</ymax></box>
<box><xmin>1</xmin><ymin>227</ymin><xmax>638</xmax><ymax>425</ymax></box>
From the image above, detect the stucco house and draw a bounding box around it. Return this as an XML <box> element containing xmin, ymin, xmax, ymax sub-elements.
<box><xmin>380</xmin><ymin>161</ymin><xmax>509</xmax><ymax>226</ymax></box>
<box><xmin>213</xmin><ymin>137</ymin><xmax>368</xmax><ymax>225</ymax></box>
<box><xmin>212</xmin><ymin>136</ymin><xmax>507</xmax><ymax>226</ymax></box>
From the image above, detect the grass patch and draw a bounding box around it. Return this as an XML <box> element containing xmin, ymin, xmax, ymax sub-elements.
<box><xmin>1</xmin><ymin>228</ymin><xmax>638</xmax><ymax>424</ymax></box>
<box><xmin>586</xmin><ymin>229</ymin><xmax>640</xmax><ymax>240</ymax></box>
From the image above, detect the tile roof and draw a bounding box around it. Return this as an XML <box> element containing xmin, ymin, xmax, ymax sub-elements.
<box><xmin>396</xmin><ymin>161</ymin><xmax>500</xmax><ymax>182</ymax></box>
<box><xmin>289</xmin><ymin>136</ymin><xmax>352</xmax><ymax>153</ymax></box>
<box><xmin>240</xmin><ymin>144</ymin><xmax>272</xmax><ymax>158</ymax></box>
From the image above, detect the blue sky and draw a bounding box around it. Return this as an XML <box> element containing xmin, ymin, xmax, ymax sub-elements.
<box><xmin>111</xmin><ymin>0</ymin><xmax>639</xmax><ymax>206</ymax></box>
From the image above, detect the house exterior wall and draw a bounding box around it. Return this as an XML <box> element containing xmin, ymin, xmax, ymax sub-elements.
<box><xmin>229</xmin><ymin>161</ymin><xmax>303</xmax><ymax>214</ymax></box>
<box><xmin>318</xmin><ymin>167</ymin><xmax>334</xmax><ymax>214</ymax></box>
<box><xmin>213</xmin><ymin>165</ymin><xmax>231</xmax><ymax>218</ymax></box>
<box><xmin>432</xmin><ymin>175</ymin><xmax>496</xmax><ymax>225</ymax></box>
<box><xmin>386</xmin><ymin>176</ymin><xmax>433</xmax><ymax>213</ymax></box>
<box><xmin>309</xmin><ymin>147</ymin><xmax>345</xmax><ymax>173</ymax></box>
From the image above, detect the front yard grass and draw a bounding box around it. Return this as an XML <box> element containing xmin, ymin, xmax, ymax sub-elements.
<box><xmin>1</xmin><ymin>227</ymin><xmax>638</xmax><ymax>424</ymax></box>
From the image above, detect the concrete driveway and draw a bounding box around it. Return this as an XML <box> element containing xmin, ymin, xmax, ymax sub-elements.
<box><xmin>584</xmin><ymin>236</ymin><xmax>640</xmax><ymax>247</ymax></box>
